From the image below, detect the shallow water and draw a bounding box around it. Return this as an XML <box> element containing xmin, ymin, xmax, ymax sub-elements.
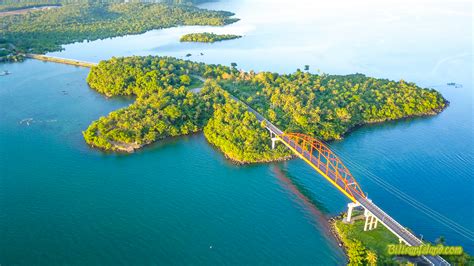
<box><xmin>1</xmin><ymin>0</ymin><xmax>472</xmax><ymax>264</ymax></box>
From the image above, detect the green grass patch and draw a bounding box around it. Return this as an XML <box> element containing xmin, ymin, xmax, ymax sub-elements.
<box><xmin>334</xmin><ymin>217</ymin><xmax>401</xmax><ymax>265</ymax></box>
<box><xmin>334</xmin><ymin>217</ymin><xmax>473</xmax><ymax>265</ymax></box>
<box><xmin>336</xmin><ymin>219</ymin><xmax>399</xmax><ymax>257</ymax></box>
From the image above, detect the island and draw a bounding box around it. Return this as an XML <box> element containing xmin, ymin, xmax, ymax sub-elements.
<box><xmin>180</xmin><ymin>32</ymin><xmax>242</xmax><ymax>43</ymax></box>
<box><xmin>1</xmin><ymin>0</ymin><xmax>470</xmax><ymax>264</ymax></box>
<box><xmin>84</xmin><ymin>56</ymin><xmax>447</xmax><ymax>164</ymax></box>
<box><xmin>0</xmin><ymin>2</ymin><xmax>238</xmax><ymax>61</ymax></box>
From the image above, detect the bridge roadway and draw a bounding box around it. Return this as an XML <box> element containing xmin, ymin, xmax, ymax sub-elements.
<box><xmin>25</xmin><ymin>54</ymin><xmax>97</xmax><ymax>68</ymax></box>
<box><xmin>237</xmin><ymin>96</ymin><xmax>449</xmax><ymax>266</ymax></box>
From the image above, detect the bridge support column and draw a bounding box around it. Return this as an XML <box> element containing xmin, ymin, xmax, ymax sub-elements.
<box><xmin>270</xmin><ymin>131</ymin><xmax>280</xmax><ymax>150</ymax></box>
<box><xmin>373</xmin><ymin>218</ymin><xmax>378</xmax><ymax>229</ymax></box>
<box><xmin>369</xmin><ymin>216</ymin><xmax>376</xmax><ymax>230</ymax></box>
<box><xmin>362</xmin><ymin>199</ymin><xmax>379</xmax><ymax>231</ymax></box>
<box><xmin>272</xmin><ymin>138</ymin><xmax>278</xmax><ymax>149</ymax></box>
<box><xmin>364</xmin><ymin>213</ymin><xmax>370</xmax><ymax>231</ymax></box>
<box><xmin>345</xmin><ymin>202</ymin><xmax>360</xmax><ymax>223</ymax></box>
<box><xmin>363</xmin><ymin>209</ymin><xmax>379</xmax><ymax>231</ymax></box>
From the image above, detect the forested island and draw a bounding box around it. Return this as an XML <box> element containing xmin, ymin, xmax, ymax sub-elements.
<box><xmin>0</xmin><ymin>1</ymin><xmax>238</xmax><ymax>61</ymax></box>
<box><xmin>332</xmin><ymin>212</ymin><xmax>472</xmax><ymax>265</ymax></box>
<box><xmin>180</xmin><ymin>32</ymin><xmax>242</xmax><ymax>43</ymax></box>
<box><xmin>84</xmin><ymin>56</ymin><xmax>447</xmax><ymax>163</ymax></box>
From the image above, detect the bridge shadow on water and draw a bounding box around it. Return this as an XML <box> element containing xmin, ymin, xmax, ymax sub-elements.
<box><xmin>270</xmin><ymin>164</ymin><xmax>345</xmax><ymax>258</ymax></box>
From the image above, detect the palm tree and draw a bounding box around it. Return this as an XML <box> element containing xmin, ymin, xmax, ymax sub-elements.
<box><xmin>366</xmin><ymin>250</ymin><xmax>378</xmax><ymax>266</ymax></box>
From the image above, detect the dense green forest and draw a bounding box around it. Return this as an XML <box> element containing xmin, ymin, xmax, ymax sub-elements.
<box><xmin>84</xmin><ymin>56</ymin><xmax>446</xmax><ymax>162</ymax></box>
<box><xmin>84</xmin><ymin>85</ymin><xmax>211</xmax><ymax>152</ymax></box>
<box><xmin>204</xmin><ymin>99</ymin><xmax>290</xmax><ymax>163</ymax></box>
<box><xmin>0</xmin><ymin>2</ymin><xmax>238</xmax><ymax>60</ymax></box>
<box><xmin>220</xmin><ymin>71</ymin><xmax>447</xmax><ymax>140</ymax></box>
<box><xmin>0</xmin><ymin>0</ymin><xmax>214</xmax><ymax>12</ymax></box>
<box><xmin>180</xmin><ymin>32</ymin><xmax>241</xmax><ymax>43</ymax></box>
<box><xmin>85</xmin><ymin>56</ymin><xmax>283</xmax><ymax>162</ymax></box>
<box><xmin>85</xmin><ymin>56</ymin><xmax>217</xmax><ymax>151</ymax></box>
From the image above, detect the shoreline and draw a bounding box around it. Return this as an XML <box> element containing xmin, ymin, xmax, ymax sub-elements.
<box><xmin>85</xmin><ymin>129</ymin><xmax>204</xmax><ymax>154</ymax></box>
<box><xmin>86</xmin><ymin>128</ymin><xmax>296</xmax><ymax>165</ymax></box>
<box><xmin>329</xmin><ymin>213</ymin><xmax>349</xmax><ymax>262</ymax></box>
<box><xmin>205</xmin><ymin>141</ymin><xmax>294</xmax><ymax>165</ymax></box>
<box><xmin>336</xmin><ymin>102</ymin><xmax>449</xmax><ymax>141</ymax></box>
<box><xmin>85</xmin><ymin>105</ymin><xmax>449</xmax><ymax>164</ymax></box>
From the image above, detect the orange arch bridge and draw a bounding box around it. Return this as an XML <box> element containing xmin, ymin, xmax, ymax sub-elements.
<box><xmin>269</xmin><ymin>131</ymin><xmax>449</xmax><ymax>265</ymax></box>
<box><xmin>244</xmin><ymin>103</ymin><xmax>447</xmax><ymax>264</ymax></box>
<box><xmin>273</xmin><ymin>132</ymin><xmax>366</xmax><ymax>203</ymax></box>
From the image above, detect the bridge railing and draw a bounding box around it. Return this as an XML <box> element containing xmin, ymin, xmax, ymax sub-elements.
<box><xmin>277</xmin><ymin>133</ymin><xmax>366</xmax><ymax>202</ymax></box>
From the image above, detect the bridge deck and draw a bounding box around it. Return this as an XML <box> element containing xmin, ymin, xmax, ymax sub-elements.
<box><xmin>26</xmin><ymin>54</ymin><xmax>97</xmax><ymax>68</ymax></box>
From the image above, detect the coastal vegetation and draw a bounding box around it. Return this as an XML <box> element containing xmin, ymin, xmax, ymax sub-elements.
<box><xmin>84</xmin><ymin>86</ymin><xmax>207</xmax><ymax>152</ymax></box>
<box><xmin>84</xmin><ymin>56</ymin><xmax>282</xmax><ymax>161</ymax></box>
<box><xmin>84</xmin><ymin>56</ymin><xmax>447</xmax><ymax>163</ymax></box>
<box><xmin>333</xmin><ymin>214</ymin><xmax>473</xmax><ymax>265</ymax></box>
<box><xmin>0</xmin><ymin>2</ymin><xmax>238</xmax><ymax>61</ymax></box>
<box><xmin>334</xmin><ymin>214</ymin><xmax>400</xmax><ymax>265</ymax></box>
<box><xmin>0</xmin><ymin>41</ymin><xmax>23</xmax><ymax>62</ymax></box>
<box><xmin>84</xmin><ymin>56</ymin><xmax>223</xmax><ymax>152</ymax></box>
<box><xmin>0</xmin><ymin>0</ymin><xmax>212</xmax><ymax>11</ymax></box>
<box><xmin>221</xmin><ymin>71</ymin><xmax>447</xmax><ymax>140</ymax></box>
<box><xmin>180</xmin><ymin>32</ymin><xmax>242</xmax><ymax>43</ymax></box>
<box><xmin>204</xmin><ymin>99</ymin><xmax>290</xmax><ymax>163</ymax></box>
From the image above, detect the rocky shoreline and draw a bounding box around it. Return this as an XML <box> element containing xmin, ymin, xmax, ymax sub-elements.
<box><xmin>329</xmin><ymin>213</ymin><xmax>349</xmax><ymax>262</ymax></box>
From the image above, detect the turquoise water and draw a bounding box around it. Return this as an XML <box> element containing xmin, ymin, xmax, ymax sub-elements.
<box><xmin>0</xmin><ymin>60</ymin><xmax>343</xmax><ymax>264</ymax></box>
<box><xmin>1</xmin><ymin>0</ymin><xmax>473</xmax><ymax>264</ymax></box>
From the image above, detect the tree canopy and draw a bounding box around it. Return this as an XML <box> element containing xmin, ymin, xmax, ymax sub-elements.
<box><xmin>84</xmin><ymin>56</ymin><xmax>447</xmax><ymax>163</ymax></box>
<box><xmin>180</xmin><ymin>32</ymin><xmax>241</xmax><ymax>43</ymax></box>
<box><xmin>221</xmin><ymin>71</ymin><xmax>447</xmax><ymax>140</ymax></box>
<box><xmin>0</xmin><ymin>2</ymin><xmax>238</xmax><ymax>60</ymax></box>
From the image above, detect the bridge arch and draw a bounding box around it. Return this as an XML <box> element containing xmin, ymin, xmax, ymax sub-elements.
<box><xmin>275</xmin><ymin>132</ymin><xmax>366</xmax><ymax>203</ymax></box>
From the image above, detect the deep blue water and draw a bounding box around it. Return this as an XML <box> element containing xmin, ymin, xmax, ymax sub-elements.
<box><xmin>1</xmin><ymin>0</ymin><xmax>472</xmax><ymax>264</ymax></box>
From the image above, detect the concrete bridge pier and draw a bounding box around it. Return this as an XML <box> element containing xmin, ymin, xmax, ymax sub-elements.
<box><xmin>363</xmin><ymin>209</ymin><xmax>379</xmax><ymax>231</ymax></box>
<box><xmin>270</xmin><ymin>131</ymin><xmax>280</xmax><ymax>149</ymax></box>
<box><xmin>345</xmin><ymin>202</ymin><xmax>360</xmax><ymax>223</ymax></box>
